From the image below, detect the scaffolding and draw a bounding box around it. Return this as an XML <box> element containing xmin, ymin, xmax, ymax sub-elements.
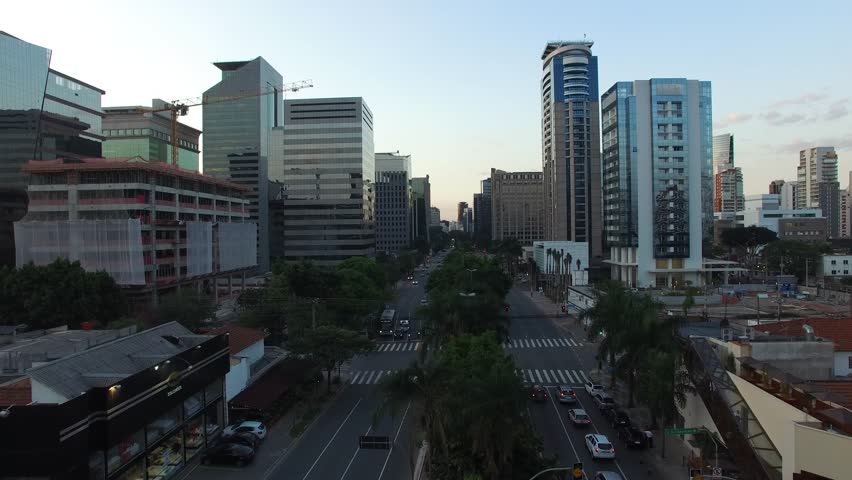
<box><xmin>186</xmin><ymin>221</ymin><xmax>213</xmax><ymax>277</ymax></box>
<box><xmin>14</xmin><ymin>219</ymin><xmax>145</xmax><ymax>285</ymax></box>
<box><xmin>218</xmin><ymin>223</ymin><xmax>257</xmax><ymax>272</ymax></box>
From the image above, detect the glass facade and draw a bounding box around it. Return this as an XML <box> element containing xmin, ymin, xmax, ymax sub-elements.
<box><xmin>601</xmin><ymin>82</ymin><xmax>639</xmax><ymax>247</ymax></box>
<box><xmin>203</xmin><ymin>58</ymin><xmax>282</xmax><ymax>273</ymax></box>
<box><xmin>90</xmin><ymin>378</ymin><xmax>225</xmax><ymax>480</ymax></box>
<box><xmin>45</xmin><ymin>70</ymin><xmax>104</xmax><ymax>139</ymax></box>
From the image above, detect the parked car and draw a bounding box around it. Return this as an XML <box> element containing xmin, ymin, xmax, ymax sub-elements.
<box><xmin>557</xmin><ymin>386</ymin><xmax>577</xmax><ymax>404</ymax></box>
<box><xmin>593</xmin><ymin>472</ymin><xmax>624</xmax><ymax>480</ymax></box>
<box><xmin>420</xmin><ymin>298</ymin><xmax>428</xmax><ymax>305</ymax></box>
<box><xmin>584</xmin><ymin>381</ymin><xmax>604</xmax><ymax>396</ymax></box>
<box><xmin>603</xmin><ymin>408</ymin><xmax>630</xmax><ymax>428</ymax></box>
<box><xmin>201</xmin><ymin>443</ymin><xmax>255</xmax><ymax>466</ymax></box>
<box><xmin>223</xmin><ymin>421</ymin><xmax>267</xmax><ymax>440</ymax></box>
<box><xmin>530</xmin><ymin>385</ymin><xmax>549</xmax><ymax>402</ymax></box>
<box><xmin>222</xmin><ymin>431</ymin><xmax>261</xmax><ymax>449</ymax></box>
<box><xmin>585</xmin><ymin>434</ymin><xmax>616</xmax><ymax>460</ymax></box>
<box><xmin>568</xmin><ymin>408</ymin><xmax>592</xmax><ymax>426</ymax></box>
<box><xmin>617</xmin><ymin>425</ymin><xmax>646</xmax><ymax>449</ymax></box>
<box><xmin>593</xmin><ymin>392</ymin><xmax>616</xmax><ymax>410</ymax></box>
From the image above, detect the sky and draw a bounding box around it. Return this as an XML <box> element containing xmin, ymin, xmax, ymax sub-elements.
<box><xmin>6</xmin><ymin>0</ymin><xmax>852</xmax><ymax>220</ymax></box>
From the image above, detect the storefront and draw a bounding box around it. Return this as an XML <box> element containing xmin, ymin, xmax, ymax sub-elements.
<box><xmin>0</xmin><ymin>322</ymin><xmax>230</xmax><ymax>480</ymax></box>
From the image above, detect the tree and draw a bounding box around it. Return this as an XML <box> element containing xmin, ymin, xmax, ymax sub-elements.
<box><xmin>338</xmin><ymin>256</ymin><xmax>386</xmax><ymax>288</ymax></box>
<box><xmin>289</xmin><ymin>326</ymin><xmax>373</xmax><ymax>392</ymax></box>
<box><xmin>154</xmin><ymin>290</ymin><xmax>215</xmax><ymax>331</ymax></box>
<box><xmin>762</xmin><ymin>239</ymin><xmax>829</xmax><ymax>282</ymax></box>
<box><xmin>0</xmin><ymin>259</ymin><xmax>126</xmax><ymax>330</ymax></box>
<box><xmin>720</xmin><ymin>226</ymin><xmax>777</xmax><ymax>271</ymax></box>
<box><xmin>282</xmin><ymin>261</ymin><xmax>339</xmax><ymax>299</ymax></box>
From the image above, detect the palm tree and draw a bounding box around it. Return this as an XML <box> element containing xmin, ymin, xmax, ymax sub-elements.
<box><xmin>545</xmin><ymin>248</ymin><xmax>552</xmax><ymax>296</ymax></box>
<box><xmin>552</xmin><ymin>250</ymin><xmax>562</xmax><ymax>303</ymax></box>
<box><xmin>564</xmin><ymin>251</ymin><xmax>572</xmax><ymax>291</ymax></box>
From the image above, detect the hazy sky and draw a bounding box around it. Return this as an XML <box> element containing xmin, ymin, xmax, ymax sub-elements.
<box><xmin>6</xmin><ymin>0</ymin><xmax>852</xmax><ymax>219</ymax></box>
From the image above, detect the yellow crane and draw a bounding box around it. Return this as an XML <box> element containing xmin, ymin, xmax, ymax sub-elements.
<box><xmin>138</xmin><ymin>79</ymin><xmax>314</xmax><ymax>166</ymax></box>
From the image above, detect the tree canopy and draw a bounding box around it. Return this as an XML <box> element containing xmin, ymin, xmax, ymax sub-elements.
<box><xmin>153</xmin><ymin>290</ymin><xmax>215</xmax><ymax>331</ymax></box>
<box><xmin>0</xmin><ymin>259</ymin><xmax>126</xmax><ymax>330</ymax></box>
<box><xmin>288</xmin><ymin>325</ymin><xmax>373</xmax><ymax>392</ymax></box>
<box><xmin>762</xmin><ymin>239</ymin><xmax>829</xmax><ymax>282</ymax></box>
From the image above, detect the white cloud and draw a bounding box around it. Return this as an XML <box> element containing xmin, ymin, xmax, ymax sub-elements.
<box><xmin>714</xmin><ymin>112</ymin><xmax>753</xmax><ymax>129</ymax></box>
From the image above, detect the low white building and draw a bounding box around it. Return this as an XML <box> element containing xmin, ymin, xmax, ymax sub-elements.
<box><xmin>532</xmin><ymin>241</ymin><xmax>589</xmax><ymax>286</ymax></box>
<box><xmin>208</xmin><ymin>325</ymin><xmax>267</xmax><ymax>400</ymax></box>
<box><xmin>822</xmin><ymin>254</ymin><xmax>852</xmax><ymax>278</ymax></box>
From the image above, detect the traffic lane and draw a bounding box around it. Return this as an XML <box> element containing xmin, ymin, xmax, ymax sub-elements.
<box><xmin>527</xmin><ymin>397</ymin><xmax>581</xmax><ymax>467</ymax></box>
<box><xmin>269</xmin><ymin>387</ymin><xmax>365</xmax><ymax>479</ymax></box>
<box><xmin>351</xmin><ymin>350</ymin><xmax>420</xmax><ymax>372</ymax></box>
<box><xmin>343</xmin><ymin>396</ymin><xmax>415</xmax><ymax>480</ymax></box>
<box><xmin>505</xmin><ymin>289</ymin><xmax>556</xmax><ymax>339</ymax></box>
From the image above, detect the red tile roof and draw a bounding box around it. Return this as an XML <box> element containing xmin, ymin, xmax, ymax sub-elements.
<box><xmin>0</xmin><ymin>378</ymin><xmax>32</xmax><ymax>405</ymax></box>
<box><xmin>756</xmin><ymin>318</ymin><xmax>852</xmax><ymax>351</ymax></box>
<box><xmin>811</xmin><ymin>381</ymin><xmax>852</xmax><ymax>410</ymax></box>
<box><xmin>207</xmin><ymin>325</ymin><xmax>267</xmax><ymax>355</ymax></box>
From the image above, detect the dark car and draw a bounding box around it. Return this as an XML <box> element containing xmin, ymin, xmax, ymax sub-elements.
<box><xmin>604</xmin><ymin>409</ymin><xmax>631</xmax><ymax>428</ymax></box>
<box><xmin>201</xmin><ymin>443</ymin><xmax>255</xmax><ymax>466</ymax></box>
<box><xmin>530</xmin><ymin>385</ymin><xmax>549</xmax><ymax>402</ymax></box>
<box><xmin>617</xmin><ymin>425</ymin><xmax>646</xmax><ymax>449</ymax></box>
<box><xmin>222</xmin><ymin>432</ymin><xmax>261</xmax><ymax>449</ymax></box>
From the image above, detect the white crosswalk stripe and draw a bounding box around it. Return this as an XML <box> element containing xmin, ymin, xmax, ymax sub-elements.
<box><xmin>374</xmin><ymin>371</ymin><xmax>384</xmax><ymax>383</ymax></box>
<box><xmin>364</xmin><ymin>371</ymin><xmax>376</xmax><ymax>384</ymax></box>
<box><xmin>579</xmin><ymin>371</ymin><xmax>590</xmax><ymax>382</ymax></box>
<box><xmin>556</xmin><ymin>338</ymin><xmax>568</xmax><ymax>346</ymax></box>
<box><xmin>351</xmin><ymin>372</ymin><xmax>363</xmax><ymax>384</ymax></box>
<box><xmin>501</xmin><ymin>337</ymin><xmax>584</xmax><ymax>349</ymax></box>
<box><xmin>374</xmin><ymin>342</ymin><xmax>423</xmax><ymax>352</ymax></box>
<box><xmin>518</xmin><ymin>368</ymin><xmax>589</xmax><ymax>386</ymax></box>
<box><xmin>351</xmin><ymin>370</ymin><xmax>397</xmax><ymax>385</ymax></box>
<box><xmin>557</xmin><ymin>370</ymin><xmax>568</xmax><ymax>383</ymax></box>
<box><xmin>541</xmin><ymin>370</ymin><xmax>551</xmax><ymax>382</ymax></box>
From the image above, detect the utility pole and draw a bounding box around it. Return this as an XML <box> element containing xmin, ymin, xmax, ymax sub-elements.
<box><xmin>804</xmin><ymin>258</ymin><xmax>809</xmax><ymax>287</ymax></box>
<box><xmin>311</xmin><ymin>298</ymin><xmax>318</xmax><ymax>330</ymax></box>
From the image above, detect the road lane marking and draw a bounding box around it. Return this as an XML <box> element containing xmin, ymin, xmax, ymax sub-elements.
<box><xmin>550</xmin><ymin>370</ymin><xmax>560</xmax><ymax>384</ymax></box>
<box><xmin>579</xmin><ymin>371</ymin><xmax>590</xmax><ymax>382</ymax></box>
<box><xmin>534</xmin><ymin>370</ymin><xmax>543</xmax><ymax>383</ymax></box>
<box><xmin>557</xmin><ymin>370</ymin><xmax>568</xmax><ymax>383</ymax></box>
<box><xmin>542</xmin><ymin>370</ymin><xmax>552</xmax><ymax>382</ymax></box>
<box><xmin>374</xmin><ymin>371</ymin><xmax>385</xmax><ymax>383</ymax></box>
<box><xmin>301</xmin><ymin>397</ymin><xmax>363</xmax><ymax>480</ymax></box>
<box><xmin>350</xmin><ymin>372</ymin><xmax>363</xmax><ymax>384</ymax></box>
<box><xmin>545</xmin><ymin>388</ymin><xmax>586</xmax><ymax>479</ymax></box>
<box><xmin>562</xmin><ymin>370</ymin><xmax>573</xmax><ymax>383</ymax></box>
<box><xmin>340</xmin><ymin>423</ymin><xmax>372</xmax><ymax>480</ymax></box>
<box><xmin>364</xmin><ymin>371</ymin><xmax>376</xmax><ymax>384</ymax></box>
<box><xmin>526</xmin><ymin>369</ymin><xmax>535</xmax><ymax>382</ymax></box>
<box><xmin>572</xmin><ymin>391</ymin><xmax>629</xmax><ymax>480</ymax></box>
<box><xmin>415</xmin><ymin>342</ymin><xmax>421</xmax><ymax>351</ymax></box>
<box><xmin>557</xmin><ymin>338</ymin><xmax>568</xmax><ymax>346</ymax></box>
<box><xmin>377</xmin><ymin>400</ymin><xmax>412</xmax><ymax>480</ymax></box>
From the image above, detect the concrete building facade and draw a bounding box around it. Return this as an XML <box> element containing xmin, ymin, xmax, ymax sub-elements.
<box><xmin>796</xmin><ymin>147</ymin><xmax>838</xmax><ymax>210</ymax></box>
<box><xmin>715</xmin><ymin>167</ymin><xmax>744</xmax><ymax>213</ymax></box>
<box><xmin>490</xmin><ymin>168</ymin><xmax>544</xmax><ymax>245</ymax></box>
<box><xmin>202</xmin><ymin>57</ymin><xmax>283</xmax><ymax>273</ymax></box>
<box><xmin>601</xmin><ymin>79</ymin><xmax>714</xmax><ymax>288</ymax></box>
<box><xmin>411</xmin><ymin>176</ymin><xmax>431</xmax><ymax>244</ymax></box>
<box><xmin>540</xmin><ymin>41</ymin><xmax>602</xmax><ymax>264</ymax></box>
<box><xmin>374</xmin><ymin>152</ymin><xmax>411</xmax><ymax>254</ymax></box>
<box><xmin>268</xmin><ymin>97</ymin><xmax>375</xmax><ymax>266</ymax></box>
<box><xmin>430</xmin><ymin>206</ymin><xmax>441</xmax><ymax>226</ymax></box>
<box><xmin>713</xmin><ymin>133</ymin><xmax>734</xmax><ymax>173</ymax></box>
<box><xmin>777</xmin><ymin>217</ymin><xmax>828</xmax><ymax>243</ymax></box>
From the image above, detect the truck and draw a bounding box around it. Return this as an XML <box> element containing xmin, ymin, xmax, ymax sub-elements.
<box><xmin>378</xmin><ymin>308</ymin><xmax>396</xmax><ymax>337</ymax></box>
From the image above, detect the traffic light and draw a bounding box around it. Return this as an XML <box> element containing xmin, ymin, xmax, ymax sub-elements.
<box><xmin>689</xmin><ymin>469</ymin><xmax>703</xmax><ymax>480</ymax></box>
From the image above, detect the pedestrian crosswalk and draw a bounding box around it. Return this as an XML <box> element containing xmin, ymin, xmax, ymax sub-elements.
<box><xmin>374</xmin><ymin>341</ymin><xmax>422</xmax><ymax>352</ymax></box>
<box><xmin>517</xmin><ymin>368</ymin><xmax>590</xmax><ymax>386</ymax></box>
<box><xmin>350</xmin><ymin>370</ymin><xmax>398</xmax><ymax>385</ymax></box>
<box><xmin>502</xmin><ymin>337</ymin><xmax>583</xmax><ymax>349</ymax></box>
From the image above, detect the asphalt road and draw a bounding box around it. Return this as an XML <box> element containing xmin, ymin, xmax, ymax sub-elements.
<box><xmin>506</xmin><ymin>286</ymin><xmax>659</xmax><ymax>480</ymax></box>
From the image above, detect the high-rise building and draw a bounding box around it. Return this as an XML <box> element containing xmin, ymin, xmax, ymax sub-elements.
<box><xmin>769</xmin><ymin>179</ymin><xmax>785</xmax><ymax>194</ymax></box>
<box><xmin>457</xmin><ymin>201</ymin><xmax>468</xmax><ymax>223</ymax></box>
<box><xmin>796</xmin><ymin>147</ymin><xmax>838</xmax><ymax>209</ymax></box>
<box><xmin>461</xmin><ymin>207</ymin><xmax>474</xmax><ymax>233</ymax></box>
<box><xmin>268</xmin><ymin>98</ymin><xmax>375</xmax><ymax>266</ymax></box>
<box><xmin>490</xmin><ymin>168</ymin><xmax>545</xmax><ymax>245</ymax></box>
<box><xmin>475</xmin><ymin>178</ymin><xmax>492</xmax><ymax>241</ymax></box>
<box><xmin>374</xmin><ymin>152</ymin><xmax>411</xmax><ymax>254</ymax></box>
<box><xmin>102</xmin><ymin>99</ymin><xmax>201</xmax><ymax>171</ymax></box>
<box><xmin>0</xmin><ymin>31</ymin><xmax>105</xmax><ymax>266</ymax></box>
<box><xmin>779</xmin><ymin>181</ymin><xmax>798</xmax><ymax>210</ymax></box>
<box><xmin>715</xmin><ymin>168</ymin><xmax>744</xmax><ymax>213</ymax></box>
<box><xmin>202</xmin><ymin>57</ymin><xmax>283</xmax><ymax>273</ymax></box>
<box><xmin>430</xmin><ymin>206</ymin><xmax>441</xmax><ymax>226</ymax></box>
<box><xmin>713</xmin><ymin>133</ymin><xmax>734</xmax><ymax>173</ymax></box>
<box><xmin>601</xmin><ymin>79</ymin><xmax>713</xmax><ymax>288</ymax></box>
<box><xmin>411</xmin><ymin>176</ymin><xmax>431</xmax><ymax>243</ymax></box>
<box><xmin>840</xmin><ymin>191</ymin><xmax>850</xmax><ymax>238</ymax></box>
<box><xmin>818</xmin><ymin>181</ymin><xmax>840</xmax><ymax>238</ymax></box>
<box><xmin>541</xmin><ymin>41</ymin><xmax>602</xmax><ymax>264</ymax></box>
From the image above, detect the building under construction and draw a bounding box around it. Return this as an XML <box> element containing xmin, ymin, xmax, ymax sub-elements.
<box><xmin>14</xmin><ymin>157</ymin><xmax>257</xmax><ymax>308</ymax></box>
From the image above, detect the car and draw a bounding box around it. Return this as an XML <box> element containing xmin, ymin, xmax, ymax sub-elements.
<box><xmin>412</xmin><ymin>280</ymin><xmax>419</xmax><ymax>285</ymax></box>
<box><xmin>557</xmin><ymin>386</ymin><xmax>577</xmax><ymax>404</ymax></box>
<box><xmin>603</xmin><ymin>409</ymin><xmax>630</xmax><ymax>427</ymax></box>
<box><xmin>222</xmin><ymin>431</ymin><xmax>261</xmax><ymax>449</ymax></box>
<box><xmin>223</xmin><ymin>421</ymin><xmax>267</xmax><ymax>440</ymax></box>
<box><xmin>420</xmin><ymin>298</ymin><xmax>428</xmax><ymax>305</ymax></box>
<box><xmin>201</xmin><ymin>443</ymin><xmax>255</xmax><ymax>466</ymax></box>
<box><xmin>585</xmin><ymin>434</ymin><xmax>616</xmax><ymax>460</ymax></box>
<box><xmin>530</xmin><ymin>385</ymin><xmax>548</xmax><ymax>402</ymax></box>
<box><xmin>593</xmin><ymin>472</ymin><xmax>624</xmax><ymax>480</ymax></box>
<box><xmin>568</xmin><ymin>408</ymin><xmax>592</xmax><ymax>426</ymax></box>
<box><xmin>593</xmin><ymin>392</ymin><xmax>616</xmax><ymax>410</ymax></box>
<box><xmin>584</xmin><ymin>381</ymin><xmax>604</xmax><ymax>396</ymax></box>
<box><xmin>617</xmin><ymin>425</ymin><xmax>646</xmax><ymax>449</ymax></box>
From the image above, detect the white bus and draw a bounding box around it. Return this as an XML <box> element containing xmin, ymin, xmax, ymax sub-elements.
<box><xmin>378</xmin><ymin>309</ymin><xmax>396</xmax><ymax>337</ymax></box>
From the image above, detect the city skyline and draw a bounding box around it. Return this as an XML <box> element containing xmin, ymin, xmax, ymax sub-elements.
<box><xmin>5</xmin><ymin>0</ymin><xmax>852</xmax><ymax>217</ymax></box>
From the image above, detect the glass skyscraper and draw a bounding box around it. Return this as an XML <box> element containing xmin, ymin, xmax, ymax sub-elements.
<box><xmin>540</xmin><ymin>41</ymin><xmax>602</xmax><ymax>265</ymax></box>
<box><xmin>602</xmin><ymin>79</ymin><xmax>713</xmax><ymax>288</ymax></box>
<box><xmin>203</xmin><ymin>57</ymin><xmax>283</xmax><ymax>273</ymax></box>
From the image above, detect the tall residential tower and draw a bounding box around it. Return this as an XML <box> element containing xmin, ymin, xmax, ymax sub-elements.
<box><xmin>540</xmin><ymin>41</ymin><xmax>602</xmax><ymax>264</ymax></box>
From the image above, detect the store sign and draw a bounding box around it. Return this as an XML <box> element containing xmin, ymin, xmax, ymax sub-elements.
<box><xmin>165</xmin><ymin>372</ymin><xmax>182</xmax><ymax>396</ymax></box>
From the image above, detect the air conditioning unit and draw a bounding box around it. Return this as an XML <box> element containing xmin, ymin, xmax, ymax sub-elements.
<box><xmin>721</xmin><ymin>327</ymin><xmax>733</xmax><ymax>342</ymax></box>
<box><xmin>745</xmin><ymin>327</ymin><xmax>756</xmax><ymax>340</ymax></box>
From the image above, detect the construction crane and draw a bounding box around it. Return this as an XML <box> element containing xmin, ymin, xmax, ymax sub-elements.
<box><xmin>138</xmin><ymin>79</ymin><xmax>314</xmax><ymax>167</ymax></box>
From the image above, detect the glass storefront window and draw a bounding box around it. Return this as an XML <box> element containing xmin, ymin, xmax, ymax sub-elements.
<box><xmin>204</xmin><ymin>400</ymin><xmax>224</xmax><ymax>444</ymax></box>
<box><xmin>146</xmin><ymin>430</ymin><xmax>184</xmax><ymax>480</ymax></box>
<box><xmin>88</xmin><ymin>450</ymin><xmax>106</xmax><ymax>480</ymax></box>
<box><xmin>113</xmin><ymin>457</ymin><xmax>145</xmax><ymax>480</ymax></box>
<box><xmin>106</xmin><ymin>429</ymin><xmax>144</xmax><ymax>474</ymax></box>
<box><xmin>185</xmin><ymin>414</ymin><xmax>204</xmax><ymax>460</ymax></box>
<box><xmin>205</xmin><ymin>378</ymin><xmax>223</xmax><ymax>405</ymax></box>
<box><xmin>147</xmin><ymin>404</ymin><xmax>181</xmax><ymax>446</ymax></box>
<box><xmin>184</xmin><ymin>391</ymin><xmax>203</xmax><ymax>418</ymax></box>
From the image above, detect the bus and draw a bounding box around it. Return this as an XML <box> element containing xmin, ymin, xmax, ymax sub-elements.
<box><xmin>378</xmin><ymin>308</ymin><xmax>396</xmax><ymax>337</ymax></box>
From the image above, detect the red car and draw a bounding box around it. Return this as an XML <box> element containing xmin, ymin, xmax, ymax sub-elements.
<box><xmin>530</xmin><ymin>385</ymin><xmax>548</xmax><ymax>402</ymax></box>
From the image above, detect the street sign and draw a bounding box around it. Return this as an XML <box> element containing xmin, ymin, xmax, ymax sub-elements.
<box><xmin>359</xmin><ymin>435</ymin><xmax>391</xmax><ymax>449</ymax></box>
<box><xmin>664</xmin><ymin>427</ymin><xmax>700</xmax><ymax>435</ymax></box>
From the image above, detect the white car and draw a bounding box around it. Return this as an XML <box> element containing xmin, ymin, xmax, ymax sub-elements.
<box><xmin>585</xmin><ymin>433</ymin><xmax>615</xmax><ymax>460</ymax></box>
<box><xmin>223</xmin><ymin>421</ymin><xmax>267</xmax><ymax>440</ymax></box>
<box><xmin>420</xmin><ymin>298</ymin><xmax>427</xmax><ymax>305</ymax></box>
<box><xmin>584</xmin><ymin>381</ymin><xmax>604</xmax><ymax>396</ymax></box>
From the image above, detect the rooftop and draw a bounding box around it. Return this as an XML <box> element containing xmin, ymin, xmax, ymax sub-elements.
<box><xmin>205</xmin><ymin>325</ymin><xmax>266</xmax><ymax>356</ymax></box>
<box><xmin>756</xmin><ymin>318</ymin><xmax>852</xmax><ymax>351</ymax></box>
<box><xmin>811</xmin><ymin>381</ymin><xmax>852</xmax><ymax>410</ymax></box>
<box><xmin>542</xmin><ymin>40</ymin><xmax>594</xmax><ymax>59</ymax></box>
<box><xmin>0</xmin><ymin>378</ymin><xmax>32</xmax><ymax>405</ymax></box>
<box><xmin>23</xmin><ymin>157</ymin><xmax>250</xmax><ymax>192</ymax></box>
<box><xmin>25</xmin><ymin>322</ymin><xmax>207</xmax><ymax>401</ymax></box>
